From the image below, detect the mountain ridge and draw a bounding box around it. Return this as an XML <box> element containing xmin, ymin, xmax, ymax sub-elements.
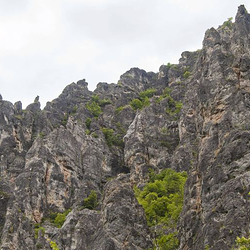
<box><xmin>0</xmin><ymin>5</ymin><xmax>250</xmax><ymax>250</ymax></box>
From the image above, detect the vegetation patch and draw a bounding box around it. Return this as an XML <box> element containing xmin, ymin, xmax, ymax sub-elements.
<box><xmin>139</xmin><ymin>88</ymin><xmax>156</xmax><ymax>100</ymax></box>
<box><xmin>92</xmin><ymin>132</ymin><xmax>98</xmax><ymax>138</ymax></box>
<box><xmin>115</xmin><ymin>105</ymin><xmax>126</xmax><ymax>114</ymax></box>
<box><xmin>234</xmin><ymin>235</ymin><xmax>250</xmax><ymax>250</ymax></box>
<box><xmin>86</xmin><ymin>100</ymin><xmax>102</xmax><ymax>118</ymax></box>
<box><xmin>86</xmin><ymin>95</ymin><xmax>112</xmax><ymax>118</ymax></box>
<box><xmin>81</xmin><ymin>190</ymin><xmax>98</xmax><ymax>210</ymax></box>
<box><xmin>130</xmin><ymin>98</ymin><xmax>144</xmax><ymax>110</ymax></box>
<box><xmin>85</xmin><ymin>118</ymin><xmax>92</xmax><ymax>129</ymax></box>
<box><xmin>220</xmin><ymin>17</ymin><xmax>233</xmax><ymax>30</ymax></box>
<box><xmin>34</xmin><ymin>225</ymin><xmax>45</xmax><ymax>239</ymax></box>
<box><xmin>183</xmin><ymin>70</ymin><xmax>191</xmax><ymax>79</ymax></box>
<box><xmin>85</xmin><ymin>129</ymin><xmax>91</xmax><ymax>135</ymax></box>
<box><xmin>134</xmin><ymin>168</ymin><xmax>187</xmax><ymax>250</ymax></box>
<box><xmin>130</xmin><ymin>88</ymin><xmax>157</xmax><ymax>110</ymax></box>
<box><xmin>101</xmin><ymin>127</ymin><xmax>124</xmax><ymax>147</ymax></box>
<box><xmin>48</xmin><ymin>208</ymin><xmax>72</xmax><ymax>228</ymax></box>
<box><xmin>61</xmin><ymin>113</ymin><xmax>68</xmax><ymax>127</ymax></box>
<box><xmin>50</xmin><ymin>240</ymin><xmax>59</xmax><ymax>250</ymax></box>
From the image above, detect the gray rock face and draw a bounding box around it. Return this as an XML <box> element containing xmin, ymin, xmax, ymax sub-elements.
<box><xmin>0</xmin><ymin>5</ymin><xmax>250</xmax><ymax>250</ymax></box>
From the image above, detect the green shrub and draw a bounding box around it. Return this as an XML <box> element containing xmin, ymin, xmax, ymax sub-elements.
<box><xmin>50</xmin><ymin>241</ymin><xmax>59</xmax><ymax>250</ymax></box>
<box><xmin>166</xmin><ymin>99</ymin><xmax>183</xmax><ymax>116</ymax></box>
<box><xmin>235</xmin><ymin>236</ymin><xmax>250</xmax><ymax>250</ymax></box>
<box><xmin>183</xmin><ymin>71</ymin><xmax>191</xmax><ymax>79</ymax></box>
<box><xmin>130</xmin><ymin>98</ymin><xmax>143</xmax><ymax>110</ymax></box>
<box><xmin>164</xmin><ymin>87</ymin><xmax>172</xmax><ymax>97</ymax></box>
<box><xmin>167</xmin><ymin>63</ymin><xmax>173</xmax><ymax>68</ymax></box>
<box><xmin>156</xmin><ymin>232</ymin><xmax>179</xmax><ymax>250</ymax></box>
<box><xmin>86</xmin><ymin>95</ymin><xmax>112</xmax><ymax>117</ymax></box>
<box><xmin>129</xmin><ymin>88</ymin><xmax>157</xmax><ymax>110</ymax></box>
<box><xmin>221</xmin><ymin>17</ymin><xmax>233</xmax><ymax>30</ymax></box>
<box><xmin>34</xmin><ymin>226</ymin><xmax>45</xmax><ymax>239</ymax></box>
<box><xmin>82</xmin><ymin>190</ymin><xmax>98</xmax><ymax>210</ymax></box>
<box><xmin>86</xmin><ymin>101</ymin><xmax>102</xmax><ymax>118</ymax></box>
<box><xmin>50</xmin><ymin>209</ymin><xmax>72</xmax><ymax>228</ymax></box>
<box><xmin>85</xmin><ymin>129</ymin><xmax>91</xmax><ymax>135</ymax></box>
<box><xmin>134</xmin><ymin>168</ymin><xmax>187</xmax><ymax>250</ymax></box>
<box><xmin>143</xmin><ymin>96</ymin><xmax>150</xmax><ymax>107</ymax></box>
<box><xmin>14</xmin><ymin>114</ymin><xmax>22</xmax><ymax>120</ymax></box>
<box><xmin>92</xmin><ymin>132</ymin><xmax>98</xmax><ymax>138</ymax></box>
<box><xmin>85</xmin><ymin>118</ymin><xmax>92</xmax><ymax>129</ymax></box>
<box><xmin>139</xmin><ymin>88</ymin><xmax>156</xmax><ymax>100</ymax></box>
<box><xmin>61</xmin><ymin>113</ymin><xmax>68</xmax><ymax>126</ymax></box>
<box><xmin>155</xmin><ymin>88</ymin><xmax>172</xmax><ymax>104</ymax></box>
<box><xmin>116</xmin><ymin>122</ymin><xmax>126</xmax><ymax>135</ymax></box>
<box><xmin>101</xmin><ymin>127</ymin><xmax>124</xmax><ymax>147</ymax></box>
<box><xmin>91</xmin><ymin>94</ymin><xmax>100</xmax><ymax>103</ymax></box>
<box><xmin>99</xmin><ymin>98</ymin><xmax>112</xmax><ymax>106</ymax></box>
<box><xmin>115</xmin><ymin>105</ymin><xmax>126</xmax><ymax>114</ymax></box>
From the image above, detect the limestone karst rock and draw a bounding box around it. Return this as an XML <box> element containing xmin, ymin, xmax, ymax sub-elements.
<box><xmin>0</xmin><ymin>5</ymin><xmax>250</xmax><ymax>250</ymax></box>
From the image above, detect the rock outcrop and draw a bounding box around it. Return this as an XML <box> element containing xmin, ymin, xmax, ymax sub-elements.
<box><xmin>0</xmin><ymin>5</ymin><xmax>250</xmax><ymax>250</ymax></box>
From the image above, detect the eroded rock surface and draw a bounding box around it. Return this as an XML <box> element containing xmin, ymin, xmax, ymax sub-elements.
<box><xmin>0</xmin><ymin>5</ymin><xmax>250</xmax><ymax>250</ymax></box>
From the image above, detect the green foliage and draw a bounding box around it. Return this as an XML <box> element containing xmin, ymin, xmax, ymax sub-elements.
<box><xmin>34</xmin><ymin>226</ymin><xmax>45</xmax><ymax>239</ymax></box>
<box><xmin>155</xmin><ymin>87</ymin><xmax>172</xmax><ymax>104</ymax></box>
<box><xmin>86</xmin><ymin>101</ymin><xmax>102</xmax><ymax>118</ymax></box>
<box><xmin>49</xmin><ymin>209</ymin><xmax>72</xmax><ymax>228</ymax></box>
<box><xmin>166</xmin><ymin>97</ymin><xmax>183</xmax><ymax>116</ymax></box>
<box><xmin>82</xmin><ymin>190</ymin><xmax>98</xmax><ymax>210</ymax></box>
<box><xmin>183</xmin><ymin>71</ymin><xmax>191</xmax><ymax>79</ymax></box>
<box><xmin>139</xmin><ymin>88</ymin><xmax>156</xmax><ymax>100</ymax></box>
<box><xmin>221</xmin><ymin>17</ymin><xmax>233</xmax><ymax>30</ymax></box>
<box><xmin>156</xmin><ymin>232</ymin><xmax>179</xmax><ymax>250</ymax></box>
<box><xmin>85</xmin><ymin>129</ymin><xmax>91</xmax><ymax>135</ymax></box>
<box><xmin>115</xmin><ymin>105</ymin><xmax>126</xmax><ymax>114</ymax></box>
<box><xmin>167</xmin><ymin>62</ymin><xmax>173</xmax><ymax>68</ymax></box>
<box><xmin>61</xmin><ymin>113</ymin><xmax>68</xmax><ymax>126</ymax></box>
<box><xmin>85</xmin><ymin>118</ymin><xmax>92</xmax><ymax>129</ymax></box>
<box><xmin>235</xmin><ymin>236</ymin><xmax>250</xmax><ymax>250</ymax></box>
<box><xmin>91</xmin><ymin>94</ymin><xmax>100</xmax><ymax>103</ymax></box>
<box><xmin>134</xmin><ymin>168</ymin><xmax>187</xmax><ymax>250</ymax></box>
<box><xmin>92</xmin><ymin>132</ymin><xmax>98</xmax><ymax>138</ymax></box>
<box><xmin>14</xmin><ymin>114</ymin><xmax>22</xmax><ymax>120</ymax></box>
<box><xmin>0</xmin><ymin>190</ymin><xmax>9</xmax><ymax>198</ymax></box>
<box><xmin>99</xmin><ymin>98</ymin><xmax>112</xmax><ymax>106</ymax></box>
<box><xmin>50</xmin><ymin>241</ymin><xmax>59</xmax><ymax>250</ymax></box>
<box><xmin>116</xmin><ymin>122</ymin><xmax>126</xmax><ymax>136</ymax></box>
<box><xmin>101</xmin><ymin>127</ymin><xmax>124</xmax><ymax>147</ymax></box>
<box><xmin>86</xmin><ymin>95</ymin><xmax>112</xmax><ymax>117</ymax></box>
<box><xmin>130</xmin><ymin>98</ymin><xmax>143</xmax><ymax>110</ymax></box>
<box><xmin>130</xmin><ymin>88</ymin><xmax>157</xmax><ymax>110</ymax></box>
<box><xmin>205</xmin><ymin>245</ymin><xmax>210</xmax><ymax>250</ymax></box>
<box><xmin>164</xmin><ymin>87</ymin><xmax>172</xmax><ymax>97</ymax></box>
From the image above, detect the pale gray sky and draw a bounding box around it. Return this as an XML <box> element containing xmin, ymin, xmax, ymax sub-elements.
<box><xmin>0</xmin><ymin>0</ymin><xmax>249</xmax><ymax>108</ymax></box>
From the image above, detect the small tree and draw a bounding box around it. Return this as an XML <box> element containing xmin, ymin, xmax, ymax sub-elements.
<box><xmin>82</xmin><ymin>190</ymin><xmax>98</xmax><ymax>209</ymax></box>
<box><xmin>235</xmin><ymin>236</ymin><xmax>250</xmax><ymax>250</ymax></box>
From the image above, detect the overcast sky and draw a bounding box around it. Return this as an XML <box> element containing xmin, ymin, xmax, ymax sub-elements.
<box><xmin>0</xmin><ymin>0</ymin><xmax>249</xmax><ymax>108</ymax></box>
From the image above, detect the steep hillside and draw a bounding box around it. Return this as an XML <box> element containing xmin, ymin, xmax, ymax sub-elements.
<box><xmin>0</xmin><ymin>5</ymin><xmax>250</xmax><ymax>250</ymax></box>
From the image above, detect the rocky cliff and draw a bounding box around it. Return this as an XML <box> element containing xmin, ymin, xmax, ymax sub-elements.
<box><xmin>0</xmin><ymin>5</ymin><xmax>250</xmax><ymax>250</ymax></box>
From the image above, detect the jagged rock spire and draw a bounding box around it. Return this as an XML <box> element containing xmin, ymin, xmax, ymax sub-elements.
<box><xmin>34</xmin><ymin>95</ymin><xmax>39</xmax><ymax>103</ymax></box>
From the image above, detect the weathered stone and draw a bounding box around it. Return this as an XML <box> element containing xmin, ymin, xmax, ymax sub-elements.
<box><xmin>0</xmin><ymin>5</ymin><xmax>250</xmax><ymax>250</ymax></box>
